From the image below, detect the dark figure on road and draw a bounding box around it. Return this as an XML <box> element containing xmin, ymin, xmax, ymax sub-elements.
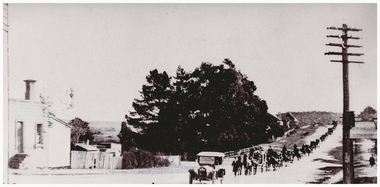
<box><xmin>267</xmin><ymin>146</ymin><xmax>273</xmax><ymax>157</ymax></box>
<box><xmin>243</xmin><ymin>154</ymin><xmax>248</xmax><ymax>175</ymax></box>
<box><xmin>301</xmin><ymin>144</ymin><xmax>306</xmax><ymax>155</ymax></box>
<box><xmin>251</xmin><ymin>159</ymin><xmax>258</xmax><ymax>175</ymax></box>
<box><xmin>281</xmin><ymin>145</ymin><xmax>287</xmax><ymax>158</ymax></box>
<box><xmin>232</xmin><ymin>157</ymin><xmax>239</xmax><ymax>176</ymax></box>
<box><xmin>293</xmin><ymin>146</ymin><xmax>301</xmax><ymax>160</ymax></box>
<box><xmin>237</xmin><ymin>156</ymin><xmax>242</xmax><ymax>175</ymax></box>
<box><xmin>369</xmin><ymin>154</ymin><xmax>376</xmax><ymax>167</ymax></box>
<box><xmin>267</xmin><ymin>152</ymin><xmax>278</xmax><ymax>171</ymax></box>
<box><xmin>305</xmin><ymin>144</ymin><xmax>311</xmax><ymax>156</ymax></box>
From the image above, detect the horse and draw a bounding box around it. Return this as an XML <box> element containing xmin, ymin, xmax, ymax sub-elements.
<box><xmin>266</xmin><ymin>152</ymin><xmax>280</xmax><ymax>171</ymax></box>
<box><xmin>305</xmin><ymin>145</ymin><xmax>311</xmax><ymax>156</ymax></box>
<box><xmin>310</xmin><ymin>141</ymin><xmax>317</xmax><ymax>151</ymax></box>
<box><xmin>293</xmin><ymin>147</ymin><xmax>301</xmax><ymax>160</ymax></box>
<box><xmin>282</xmin><ymin>151</ymin><xmax>293</xmax><ymax>166</ymax></box>
<box><xmin>245</xmin><ymin>159</ymin><xmax>253</xmax><ymax>175</ymax></box>
<box><xmin>328</xmin><ymin>127</ymin><xmax>333</xmax><ymax>135</ymax></box>
<box><xmin>300</xmin><ymin>144</ymin><xmax>306</xmax><ymax>156</ymax></box>
<box><xmin>251</xmin><ymin>159</ymin><xmax>259</xmax><ymax>175</ymax></box>
<box><xmin>237</xmin><ymin>156</ymin><xmax>243</xmax><ymax>175</ymax></box>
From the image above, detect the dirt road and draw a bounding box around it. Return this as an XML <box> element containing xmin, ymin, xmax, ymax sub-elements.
<box><xmin>8</xmin><ymin>124</ymin><xmax>351</xmax><ymax>184</ymax></box>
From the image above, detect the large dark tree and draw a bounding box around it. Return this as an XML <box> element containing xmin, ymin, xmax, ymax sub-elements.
<box><xmin>122</xmin><ymin>59</ymin><xmax>270</xmax><ymax>154</ymax></box>
<box><xmin>117</xmin><ymin>121</ymin><xmax>136</xmax><ymax>153</ymax></box>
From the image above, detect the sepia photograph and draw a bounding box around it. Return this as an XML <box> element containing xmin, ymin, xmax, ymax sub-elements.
<box><xmin>2</xmin><ymin>1</ymin><xmax>377</xmax><ymax>184</ymax></box>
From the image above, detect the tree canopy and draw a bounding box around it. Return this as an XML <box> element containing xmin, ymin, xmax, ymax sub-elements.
<box><xmin>121</xmin><ymin>59</ymin><xmax>270</xmax><ymax>154</ymax></box>
<box><xmin>358</xmin><ymin>106</ymin><xmax>377</xmax><ymax>121</ymax></box>
<box><xmin>69</xmin><ymin>117</ymin><xmax>93</xmax><ymax>147</ymax></box>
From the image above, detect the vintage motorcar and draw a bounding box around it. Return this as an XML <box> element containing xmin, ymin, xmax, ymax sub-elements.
<box><xmin>188</xmin><ymin>151</ymin><xmax>226</xmax><ymax>184</ymax></box>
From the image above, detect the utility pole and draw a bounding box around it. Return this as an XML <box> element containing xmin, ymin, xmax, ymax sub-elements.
<box><xmin>3</xmin><ymin>3</ymin><xmax>9</xmax><ymax>184</ymax></box>
<box><xmin>325</xmin><ymin>24</ymin><xmax>363</xmax><ymax>184</ymax></box>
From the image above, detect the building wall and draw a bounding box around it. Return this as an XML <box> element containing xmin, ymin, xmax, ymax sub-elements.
<box><xmin>8</xmin><ymin>99</ymin><xmax>47</xmax><ymax>166</ymax></box>
<box><xmin>8</xmin><ymin>98</ymin><xmax>70</xmax><ymax>168</ymax></box>
<box><xmin>47</xmin><ymin>120</ymin><xmax>71</xmax><ymax>167</ymax></box>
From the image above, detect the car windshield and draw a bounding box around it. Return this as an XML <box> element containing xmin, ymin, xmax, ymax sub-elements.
<box><xmin>199</xmin><ymin>156</ymin><xmax>214</xmax><ymax>165</ymax></box>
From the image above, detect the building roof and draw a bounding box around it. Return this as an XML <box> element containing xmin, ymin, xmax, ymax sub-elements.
<box><xmin>278</xmin><ymin>112</ymin><xmax>299</xmax><ymax>122</ymax></box>
<box><xmin>268</xmin><ymin>113</ymin><xmax>280</xmax><ymax>121</ymax></box>
<box><xmin>197</xmin><ymin>151</ymin><xmax>225</xmax><ymax>157</ymax></box>
<box><xmin>350</xmin><ymin>121</ymin><xmax>377</xmax><ymax>140</ymax></box>
<box><xmin>287</xmin><ymin>112</ymin><xmax>298</xmax><ymax>122</ymax></box>
<box><xmin>75</xmin><ymin>144</ymin><xmax>99</xmax><ymax>151</ymax></box>
<box><xmin>48</xmin><ymin>115</ymin><xmax>72</xmax><ymax>128</ymax></box>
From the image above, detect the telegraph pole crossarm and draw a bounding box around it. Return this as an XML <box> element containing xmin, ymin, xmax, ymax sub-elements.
<box><xmin>326</xmin><ymin>43</ymin><xmax>362</xmax><ymax>48</ymax></box>
<box><xmin>330</xmin><ymin>60</ymin><xmax>364</xmax><ymax>64</ymax></box>
<box><xmin>327</xmin><ymin>26</ymin><xmax>362</xmax><ymax>31</ymax></box>
<box><xmin>324</xmin><ymin>52</ymin><xmax>363</xmax><ymax>56</ymax></box>
<box><xmin>327</xmin><ymin>35</ymin><xmax>361</xmax><ymax>40</ymax></box>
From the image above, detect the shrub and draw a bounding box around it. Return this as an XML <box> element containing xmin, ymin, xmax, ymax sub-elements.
<box><xmin>121</xmin><ymin>148</ymin><xmax>170</xmax><ymax>169</ymax></box>
<box><xmin>122</xmin><ymin>150</ymin><xmax>138</xmax><ymax>169</ymax></box>
<box><xmin>154</xmin><ymin>157</ymin><xmax>170</xmax><ymax>167</ymax></box>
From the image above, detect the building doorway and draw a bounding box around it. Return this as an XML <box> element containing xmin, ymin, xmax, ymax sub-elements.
<box><xmin>16</xmin><ymin>121</ymin><xmax>23</xmax><ymax>153</ymax></box>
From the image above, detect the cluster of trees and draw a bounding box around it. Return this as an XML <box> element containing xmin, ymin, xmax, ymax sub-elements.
<box><xmin>290</xmin><ymin>111</ymin><xmax>342</xmax><ymax>126</ymax></box>
<box><xmin>358</xmin><ymin>106</ymin><xmax>377</xmax><ymax>121</ymax></box>
<box><xmin>69</xmin><ymin>117</ymin><xmax>94</xmax><ymax>148</ymax></box>
<box><xmin>119</xmin><ymin>59</ymin><xmax>272</xmax><ymax>154</ymax></box>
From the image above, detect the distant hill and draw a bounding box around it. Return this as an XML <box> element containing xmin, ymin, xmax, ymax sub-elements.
<box><xmin>289</xmin><ymin>111</ymin><xmax>342</xmax><ymax>125</ymax></box>
<box><xmin>88</xmin><ymin>121</ymin><xmax>122</xmax><ymax>143</ymax></box>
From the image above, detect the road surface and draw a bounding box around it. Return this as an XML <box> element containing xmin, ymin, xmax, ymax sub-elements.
<box><xmin>8</xmin><ymin>124</ymin><xmax>351</xmax><ymax>184</ymax></box>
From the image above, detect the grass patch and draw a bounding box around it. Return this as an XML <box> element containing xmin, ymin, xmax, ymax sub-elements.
<box><xmin>313</xmin><ymin>158</ymin><xmax>340</xmax><ymax>165</ymax></box>
<box><xmin>334</xmin><ymin>177</ymin><xmax>378</xmax><ymax>184</ymax></box>
<box><xmin>328</xmin><ymin>146</ymin><xmax>342</xmax><ymax>162</ymax></box>
<box><xmin>310</xmin><ymin>166</ymin><xmax>342</xmax><ymax>183</ymax></box>
<box><xmin>269</xmin><ymin>125</ymin><xmax>321</xmax><ymax>149</ymax></box>
<box><xmin>354</xmin><ymin>177</ymin><xmax>377</xmax><ymax>184</ymax></box>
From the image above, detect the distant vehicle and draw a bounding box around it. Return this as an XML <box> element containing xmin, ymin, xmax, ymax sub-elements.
<box><xmin>188</xmin><ymin>151</ymin><xmax>226</xmax><ymax>184</ymax></box>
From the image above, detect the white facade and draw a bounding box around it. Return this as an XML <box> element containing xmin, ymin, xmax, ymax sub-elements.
<box><xmin>8</xmin><ymin>98</ymin><xmax>71</xmax><ymax>168</ymax></box>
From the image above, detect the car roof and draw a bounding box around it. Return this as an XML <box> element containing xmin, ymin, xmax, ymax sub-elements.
<box><xmin>197</xmin><ymin>151</ymin><xmax>225</xmax><ymax>157</ymax></box>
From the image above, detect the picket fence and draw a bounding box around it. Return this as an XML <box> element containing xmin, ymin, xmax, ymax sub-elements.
<box><xmin>71</xmin><ymin>151</ymin><xmax>122</xmax><ymax>169</ymax></box>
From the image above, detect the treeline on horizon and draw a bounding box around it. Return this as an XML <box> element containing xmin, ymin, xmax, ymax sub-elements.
<box><xmin>290</xmin><ymin>111</ymin><xmax>342</xmax><ymax>126</ymax></box>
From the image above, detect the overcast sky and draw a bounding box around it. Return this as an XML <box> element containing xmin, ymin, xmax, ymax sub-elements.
<box><xmin>4</xmin><ymin>3</ymin><xmax>377</xmax><ymax>122</ymax></box>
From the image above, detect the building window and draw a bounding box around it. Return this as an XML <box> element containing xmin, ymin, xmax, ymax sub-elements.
<box><xmin>36</xmin><ymin>123</ymin><xmax>43</xmax><ymax>146</ymax></box>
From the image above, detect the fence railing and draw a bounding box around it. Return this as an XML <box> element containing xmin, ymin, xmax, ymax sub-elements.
<box><xmin>71</xmin><ymin>151</ymin><xmax>122</xmax><ymax>169</ymax></box>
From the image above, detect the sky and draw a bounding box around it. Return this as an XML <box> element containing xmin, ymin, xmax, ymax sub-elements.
<box><xmin>3</xmin><ymin>3</ymin><xmax>377</xmax><ymax>122</ymax></box>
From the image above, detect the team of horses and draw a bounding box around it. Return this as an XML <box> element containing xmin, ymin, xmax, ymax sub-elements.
<box><xmin>232</xmin><ymin>124</ymin><xmax>338</xmax><ymax>176</ymax></box>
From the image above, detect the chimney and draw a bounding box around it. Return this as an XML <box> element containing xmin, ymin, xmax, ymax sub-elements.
<box><xmin>24</xmin><ymin>80</ymin><xmax>36</xmax><ymax>100</ymax></box>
